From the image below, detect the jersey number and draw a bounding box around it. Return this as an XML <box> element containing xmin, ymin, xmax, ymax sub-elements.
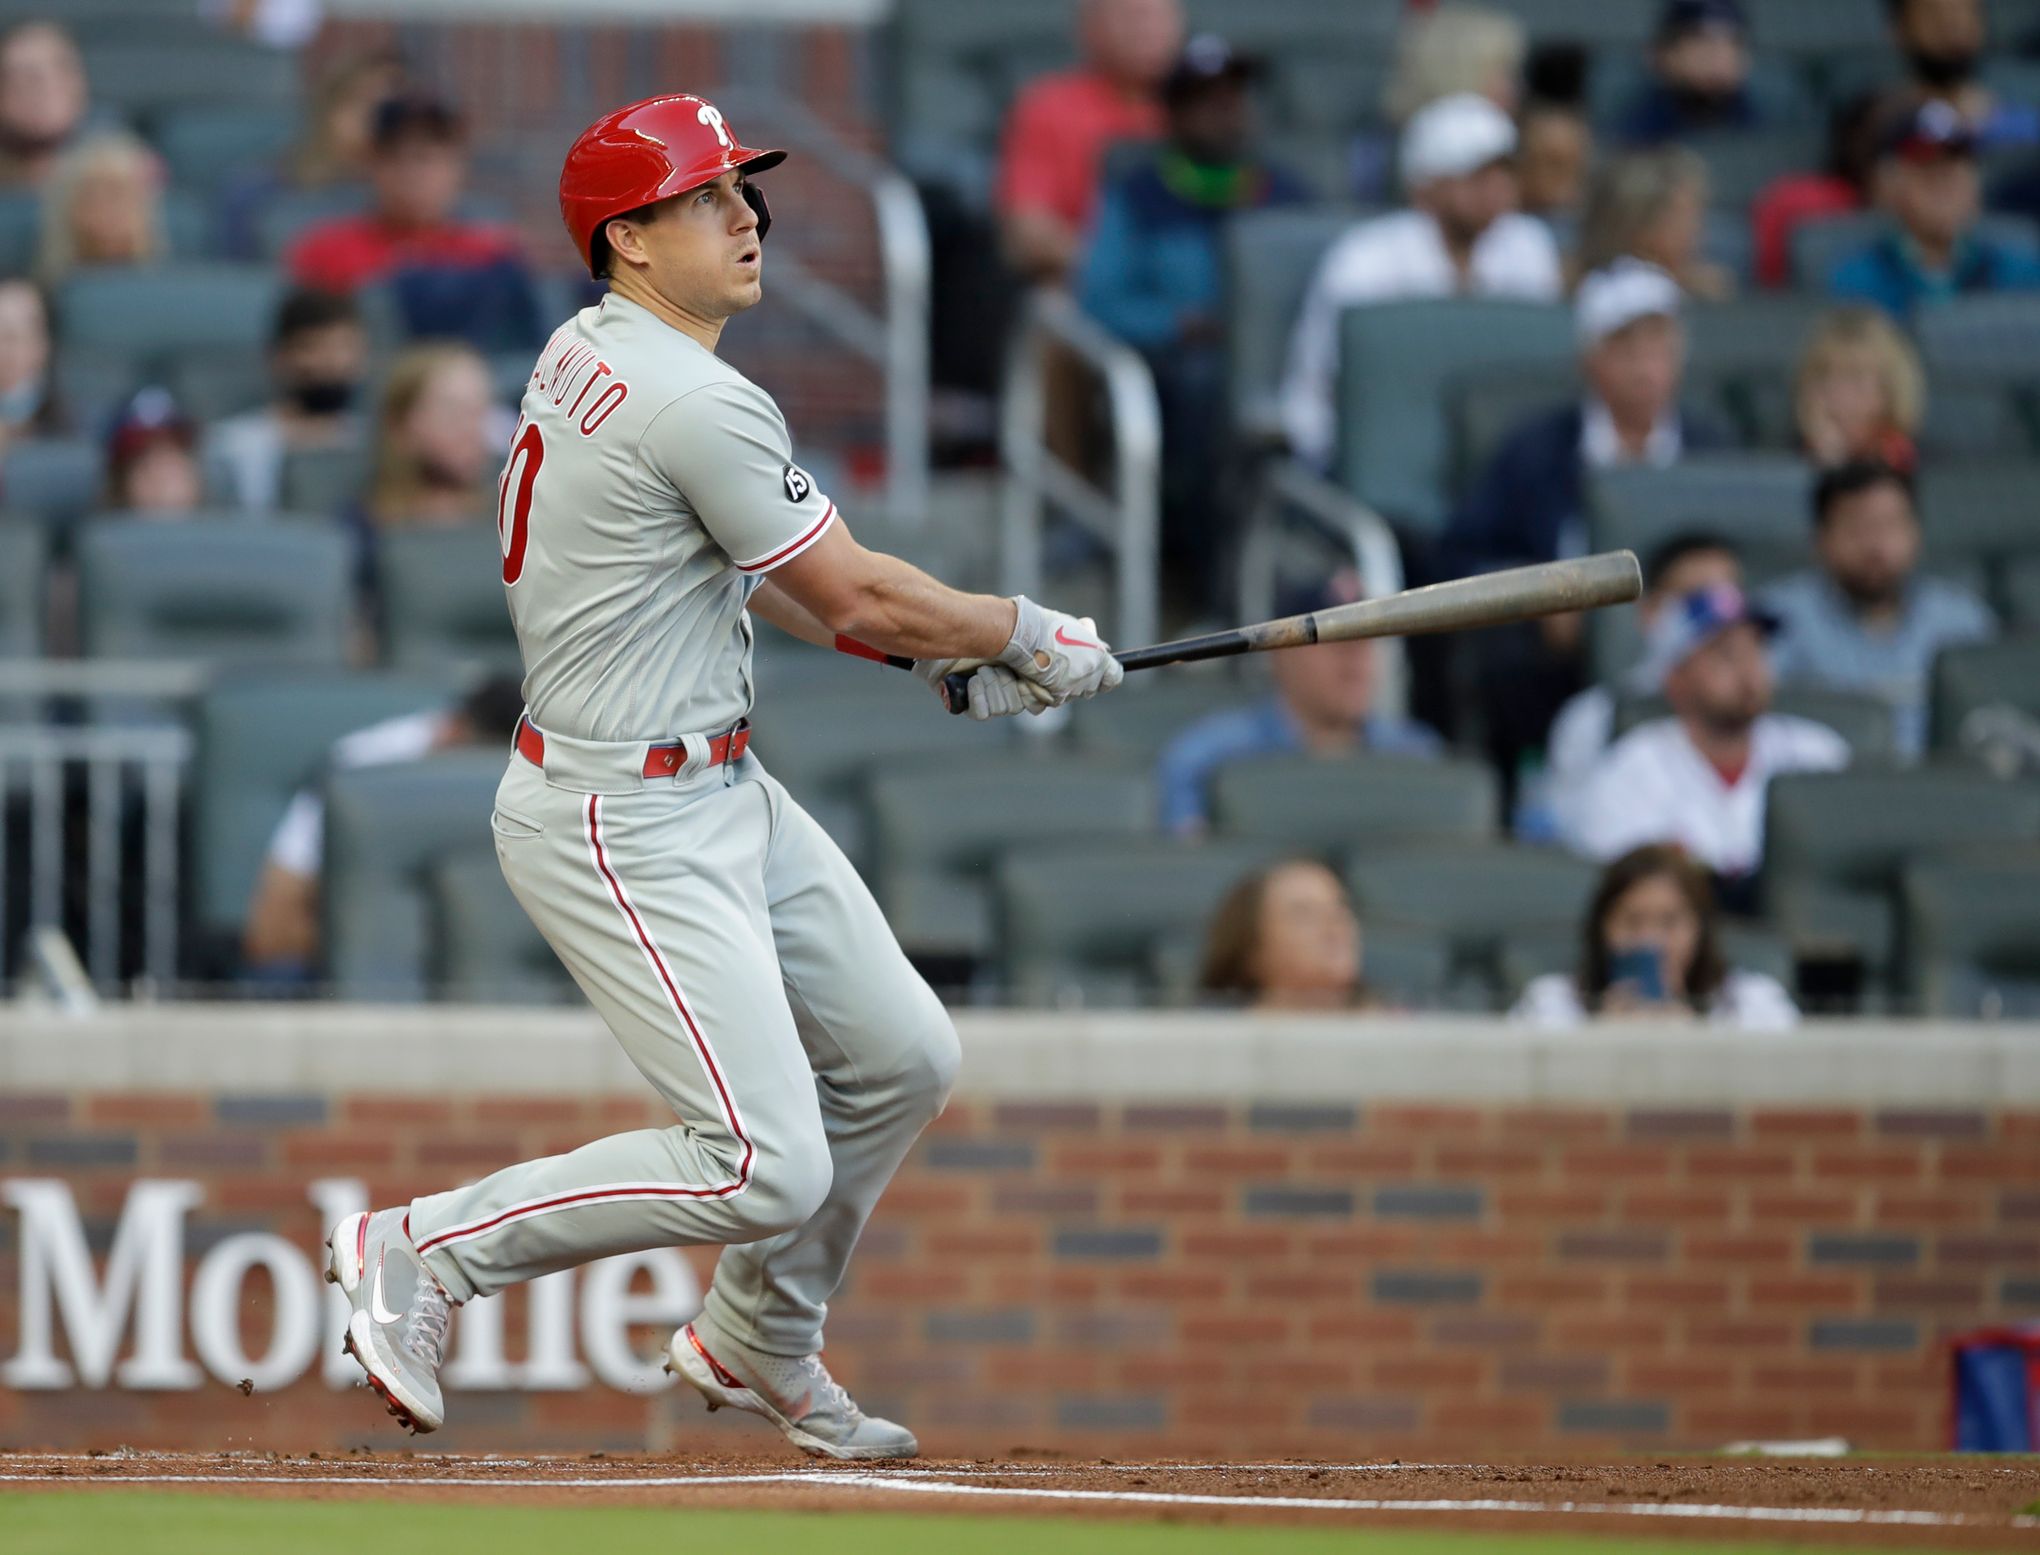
<box><xmin>497</xmin><ymin>419</ymin><xmax>545</xmax><ymax>586</ymax></box>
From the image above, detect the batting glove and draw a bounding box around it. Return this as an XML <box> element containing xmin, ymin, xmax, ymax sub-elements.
<box><xmin>998</xmin><ymin>596</ymin><xmax>1124</xmax><ymax>705</ymax></box>
<box><xmin>912</xmin><ymin>658</ymin><xmax>1055</xmax><ymax>721</ymax></box>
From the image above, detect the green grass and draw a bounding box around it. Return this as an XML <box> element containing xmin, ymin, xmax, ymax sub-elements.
<box><xmin>0</xmin><ymin>1492</ymin><xmax>1965</xmax><ymax>1555</ymax></box>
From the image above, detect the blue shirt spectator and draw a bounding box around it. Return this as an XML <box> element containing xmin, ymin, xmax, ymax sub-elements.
<box><xmin>1156</xmin><ymin>572</ymin><xmax>1443</xmax><ymax>834</ymax></box>
<box><xmin>1759</xmin><ymin>460</ymin><xmax>1996</xmax><ymax>757</ymax></box>
<box><xmin>1828</xmin><ymin>99</ymin><xmax>2040</xmax><ymax>322</ymax></box>
<box><xmin>1614</xmin><ymin>0</ymin><xmax>1761</xmax><ymax>147</ymax></box>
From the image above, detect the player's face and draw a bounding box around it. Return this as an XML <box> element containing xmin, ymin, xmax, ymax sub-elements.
<box><xmin>1602</xmin><ymin>871</ymin><xmax>1700</xmax><ymax>999</ymax></box>
<box><xmin>631</xmin><ymin>173</ymin><xmax>764</xmax><ymax>321</ymax></box>
<box><xmin>1250</xmin><ymin>861</ymin><xmax>1361</xmax><ymax>1008</ymax></box>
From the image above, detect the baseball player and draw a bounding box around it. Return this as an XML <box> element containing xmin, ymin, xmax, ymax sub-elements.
<box><xmin>323</xmin><ymin>94</ymin><xmax>1122</xmax><ymax>1457</ymax></box>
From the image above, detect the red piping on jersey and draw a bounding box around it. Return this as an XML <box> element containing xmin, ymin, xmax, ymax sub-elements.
<box><xmin>411</xmin><ymin>795</ymin><xmax>752</xmax><ymax>1257</ymax></box>
<box><xmin>735</xmin><ymin>501</ymin><xmax>836</xmax><ymax>573</ymax></box>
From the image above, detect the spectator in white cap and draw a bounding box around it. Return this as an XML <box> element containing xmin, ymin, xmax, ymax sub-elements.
<box><xmin>1447</xmin><ymin>259</ymin><xmax>1732</xmax><ymax>809</ymax></box>
<box><xmin>1278</xmin><ymin>91</ymin><xmax>1561</xmax><ymax>468</ymax></box>
<box><xmin>1557</xmin><ymin>582</ymin><xmax>1849</xmax><ymax>903</ymax></box>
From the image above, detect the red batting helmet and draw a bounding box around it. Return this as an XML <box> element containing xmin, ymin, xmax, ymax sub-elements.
<box><xmin>558</xmin><ymin>94</ymin><xmax>786</xmax><ymax>278</ymax></box>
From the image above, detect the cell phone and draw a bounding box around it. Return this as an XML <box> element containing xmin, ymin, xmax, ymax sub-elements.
<box><xmin>1608</xmin><ymin>945</ymin><xmax>1667</xmax><ymax>1003</ymax></box>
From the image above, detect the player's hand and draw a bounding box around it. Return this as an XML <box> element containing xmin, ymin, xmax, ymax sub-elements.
<box><xmin>912</xmin><ymin>657</ymin><xmax>1054</xmax><ymax>721</ymax></box>
<box><xmin>998</xmin><ymin>596</ymin><xmax>1124</xmax><ymax>706</ymax></box>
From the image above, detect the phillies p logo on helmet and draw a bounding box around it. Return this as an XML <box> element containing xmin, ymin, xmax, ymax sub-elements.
<box><xmin>697</xmin><ymin>101</ymin><xmax>732</xmax><ymax>150</ymax></box>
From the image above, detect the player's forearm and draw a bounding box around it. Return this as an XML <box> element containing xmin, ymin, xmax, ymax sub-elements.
<box><xmin>829</xmin><ymin>552</ymin><xmax>1017</xmax><ymax>661</ymax></box>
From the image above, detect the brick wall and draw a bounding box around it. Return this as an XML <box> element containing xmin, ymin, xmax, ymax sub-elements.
<box><xmin>5</xmin><ymin>1085</ymin><xmax>2036</xmax><ymax>1456</ymax></box>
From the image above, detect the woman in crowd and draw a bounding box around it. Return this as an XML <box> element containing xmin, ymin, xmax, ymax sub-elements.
<box><xmin>103</xmin><ymin>387</ymin><xmax>205</xmax><ymax>518</ymax></box>
<box><xmin>363</xmin><ymin>341</ymin><xmax>496</xmax><ymax>531</ymax></box>
<box><xmin>1199</xmin><ymin>859</ymin><xmax>1374</xmax><ymax>1011</ymax></box>
<box><xmin>35</xmin><ymin>131</ymin><xmax>164</xmax><ymax>286</ymax></box>
<box><xmin>1794</xmin><ymin>306</ymin><xmax>1924</xmax><ymax>473</ymax></box>
<box><xmin>1385</xmin><ymin>3</ymin><xmax>1525</xmax><ymax>126</ymax></box>
<box><xmin>1574</xmin><ymin>146</ymin><xmax>1732</xmax><ymax>300</ymax></box>
<box><xmin>1512</xmin><ymin>844</ymin><xmax>1798</xmax><ymax>1028</ymax></box>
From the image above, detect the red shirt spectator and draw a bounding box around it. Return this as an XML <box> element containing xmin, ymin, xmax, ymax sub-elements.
<box><xmin>995</xmin><ymin>0</ymin><xmax>1181</xmax><ymax>282</ymax></box>
<box><xmin>290</xmin><ymin>217</ymin><xmax>522</xmax><ymax>296</ymax></box>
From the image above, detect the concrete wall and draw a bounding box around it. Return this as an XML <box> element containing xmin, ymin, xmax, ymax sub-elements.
<box><xmin>3</xmin><ymin>1009</ymin><xmax>2036</xmax><ymax>1456</ymax></box>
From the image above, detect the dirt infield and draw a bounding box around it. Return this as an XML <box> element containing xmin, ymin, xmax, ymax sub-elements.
<box><xmin>4</xmin><ymin>1449</ymin><xmax>2038</xmax><ymax>1548</ymax></box>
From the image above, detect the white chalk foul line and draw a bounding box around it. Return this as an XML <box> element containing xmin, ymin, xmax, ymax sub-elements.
<box><xmin>0</xmin><ymin>1470</ymin><xmax>2033</xmax><ymax>1531</ymax></box>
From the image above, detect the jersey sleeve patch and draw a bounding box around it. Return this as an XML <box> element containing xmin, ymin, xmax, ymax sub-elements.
<box><xmin>733</xmin><ymin>498</ymin><xmax>837</xmax><ymax>574</ymax></box>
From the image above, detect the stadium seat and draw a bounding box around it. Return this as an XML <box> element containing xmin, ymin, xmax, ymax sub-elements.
<box><xmin>1917</xmin><ymin>465</ymin><xmax>2040</xmax><ymax>578</ymax></box>
<box><xmin>1507</xmin><ymin>0</ymin><xmax>1654</xmax><ymax>47</ymax></box>
<box><xmin>150</xmin><ymin>102</ymin><xmax>303</xmax><ymax>192</ymax></box>
<box><xmin>2003</xmin><ymin>557</ymin><xmax>2040</xmax><ymax>629</ymax></box>
<box><xmin>1450</xmin><ymin>368</ymin><xmax>1580</xmax><ymax>490</ymax></box>
<box><xmin>1930</xmin><ymin>638</ymin><xmax>2040</xmax><ymax>752</ymax></box>
<box><xmin>168</xmin><ymin>351</ymin><xmax>269</xmax><ymax>423</ymax></box>
<box><xmin>1902</xmin><ymin>849</ymin><xmax>2040</xmax><ymax>1017</ymax></box>
<box><xmin>1682</xmin><ymin>294</ymin><xmax>1836</xmax><ymax>442</ymax></box>
<box><xmin>1763</xmin><ymin>767</ymin><xmax>2040</xmax><ymax>986</ymax></box>
<box><xmin>1345</xmin><ymin>842</ymin><xmax>1599</xmax><ymax>996</ymax></box>
<box><xmin>1588</xmin><ymin>456</ymin><xmax>1813</xmax><ymax>585</ymax></box>
<box><xmin>0</xmin><ymin>188</ymin><xmax>35</xmax><ymax>274</ymax></box>
<box><xmin>1210</xmin><ymin>753</ymin><xmax>1499</xmax><ymax>852</ymax></box>
<box><xmin>1068</xmin><ymin>671</ymin><xmax>1253</xmax><ymax>757</ymax></box>
<box><xmin>0</xmin><ymin>522</ymin><xmax>41</xmax><ymax>656</ymax></box>
<box><xmin>1612</xmin><ymin>686</ymin><xmax>1896</xmax><ymax>765</ymax></box>
<box><xmin>1689</xmin><ymin>127</ymin><xmax>1829</xmax><ymax>215</ymax></box>
<box><xmin>998</xmin><ymin>837</ymin><xmax>1281</xmax><ymax>1005</ymax></box>
<box><xmin>378</xmin><ymin>527</ymin><xmax>521</xmax><ymax>673</ymax></box>
<box><xmin>82</xmin><ymin>40</ymin><xmax>299</xmax><ymax>113</ymax></box>
<box><xmin>431</xmin><ymin>850</ymin><xmax>575</xmax><ymax>1003</ymax></box>
<box><xmin>1794</xmin><ymin>213</ymin><xmax>2040</xmax><ymax>293</ymax></box>
<box><xmin>1336</xmin><ymin>299</ymin><xmax>1573</xmax><ymax>532</ymax></box>
<box><xmin>0</xmin><ymin>438</ymin><xmax>103</xmax><ymax>536</ymax></box>
<box><xmin>75</xmin><ymin>518</ymin><xmax>353</xmax><ymax>668</ymax></box>
<box><xmin>1496</xmin><ymin>919</ymin><xmax>1797</xmax><ymax>1006</ymax></box>
<box><xmin>322</xmin><ymin>751</ymin><xmax>506</xmax><ymax>1000</ymax></box>
<box><xmin>189</xmin><ymin>671</ymin><xmax>458</xmax><ymax>964</ymax></box>
<box><xmin>255</xmin><ymin>186</ymin><xmax>372</xmax><ymax>260</ymax></box>
<box><xmin>1222</xmin><ymin>206</ymin><xmax>1364</xmax><ymax>440</ymax></box>
<box><xmin>868</xmin><ymin>756</ymin><xmax>1155</xmax><ymax>959</ymax></box>
<box><xmin>58</xmin><ymin>264</ymin><xmax>284</xmax><ymax>360</ymax></box>
<box><xmin>277</xmin><ymin>443</ymin><xmax>370</xmax><ymax>519</ymax></box>
<box><xmin>750</xmin><ymin>684</ymin><xmax>1013</xmax><ymax>808</ymax></box>
<box><xmin>1746</xmin><ymin>0</ymin><xmax>1889</xmax><ymax>55</ymax></box>
<box><xmin>1915</xmin><ymin>286</ymin><xmax>2040</xmax><ymax>378</ymax></box>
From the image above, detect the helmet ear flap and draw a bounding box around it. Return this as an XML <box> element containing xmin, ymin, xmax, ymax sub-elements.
<box><xmin>741</xmin><ymin>181</ymin><xmax>771</xmax><ymax>240</ymax></box>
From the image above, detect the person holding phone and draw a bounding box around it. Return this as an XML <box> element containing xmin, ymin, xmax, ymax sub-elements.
<box><xmin>1511</xmin><ymin>844</ymin><xmax>1798</xmax><ymax>1028</ymax></box>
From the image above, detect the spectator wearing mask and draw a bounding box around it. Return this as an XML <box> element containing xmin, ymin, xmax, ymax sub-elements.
<box><xmin>103</xmin><ymin>388</ymin><xmax>206</xmax><ymax>518</ymax></box>
<box><xmin>1280</xmin><ymin>93</ymin><xmax>1561</xmax><ymax>468</ymax></box>
<box><xmin>1512</xmin><ymin>843</ymin><xmax>1798</xmax><ymax>1028</ymax></box>
<box><xmin>35</xmin><ymin>131</ymin><xmax>164</xmax><ymax>287</ymax></box>
<box><xmin>1794</xmin><ymin>307</ymin><xmax>1924</xmax><ymax>472</ymax></box>
<box><xmin>1199</xmin><ymin>859</ymin><xmax>1373</xmax><ymax>1012</ymax></box>
<box><xmin>996</xmin><ymin>0</ymin><xmax>1183</xmax><ymax>284</ymax></box>
<box><xmin>0</xmin><ymin>20</ymin><xmax>86</xmax><ymax>188</ymax></box>
<box><xmin>288</xmin><ymin>95</ymin><xmax>539</xmax><ymax>351</ymax></box>
<box><xmin>1079</xmin><ymin>35</ymin><xmax>1307</xmax><ymax>603</ymax></box>
<box><xmin>1544</xmin><ymin>531</ymin><xmax>1744</xmax><ymax>807</ymax></box>
<box><xmin>1448</xmin><ymin>260</ymin><xmax>1730</xmax><ymax>574</ymax></box>
<box><xmin>242</xmin><ymin>675</ymin><xmax>527</xmax><ymax>984</ymax></box>
<box><xmin>1761</xmin><ymin>460</ymin><xmax>1995</xmax><ymax>757</ymax></box>
<box><xmin>208</xmin><ymin>288</ymin><xmax>369</xmax><ymax>514</ymax></box>
<box><xmin>0</xmin><ymin>278</ymin><xmax>64</xmax><ymax>437</ymax></box>
<box><xmin>1615</xmin><ymin>0</ymin><xmax>1761</xmax><ymax>147</ymax></box>
<box><xmin>1559</xmin><ymin>583</ymin><xmax>1849</xmax><ymax>896</ymax></box>
<box><xmin>1829</xmin><ymin>100</ymin><xmax>2040</xmax><ymax>321</ymax></box>
<box><xmin>362</xmin><ymin>341</ymin><xmax>496</xmax><ymax>534</ymax></box>
<box><xmin>1157</xmin><ymin>573</ymin><xmax>1443</xmax><ymax>836</ymax></box>
<box><xmin>1885</xmin><ymin>0</ymin><xmax>1997</xmax><ymax>132</ymax></box>
<box><xmin>1574</xmin><ymin>147</ymin><xmax>1732</xmax><ymax>300</ymax></box>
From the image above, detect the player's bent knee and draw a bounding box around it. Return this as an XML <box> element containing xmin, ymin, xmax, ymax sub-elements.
<box><xmin>731</xmin><ymin>1132</ymin><xmax>834</xmax><ymax>1239</ymax></box>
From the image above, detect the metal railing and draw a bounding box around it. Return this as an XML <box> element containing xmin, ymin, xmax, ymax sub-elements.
<box><xmin>998</xmin><ymin>288</ymin><xmax>1163</xmax><ymax>650</ymax></box>
<box><xmin>1235</xmin><ymin>457</ymin><xmax>1409</xmax><ymax>719</ymax></box>
<box><xmin>718</xmin><ymin>91</ymin><xmax>932</xmax><ymax>526</ymax></box>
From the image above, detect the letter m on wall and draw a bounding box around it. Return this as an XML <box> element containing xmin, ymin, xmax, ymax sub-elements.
<box><xmin>2</xmin><ymin>1180</ymin><xmax>203</xmax><ymax>1389</ymax></box>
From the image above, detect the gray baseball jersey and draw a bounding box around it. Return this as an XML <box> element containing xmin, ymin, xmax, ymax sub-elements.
<box><xmin>406</xmin><ymin>293</ymin><xmax>959</xmax><ymax>1369</ymax></box>
<box><xmin>501</xmin><ymin>292</ymin><xmax>837</xmax><ymax>741</ymax></box>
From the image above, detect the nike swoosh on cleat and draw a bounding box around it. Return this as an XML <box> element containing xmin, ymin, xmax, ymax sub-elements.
<box><xmin>369</xmin><ymin>1255</ymin><xmax>404</xmax><ymax>1326</ymax></box>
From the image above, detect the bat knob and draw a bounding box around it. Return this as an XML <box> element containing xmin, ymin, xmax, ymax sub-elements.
<box><xmin>941</xmin><ymin>670</ymin><xmax>973</xmax><ymax>715</ymax></box>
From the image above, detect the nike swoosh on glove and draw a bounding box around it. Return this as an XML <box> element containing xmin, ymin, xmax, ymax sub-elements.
<box><xmin>998</xmin><ymin>596</ymin><xmax>1125</xmax><ymax>705</ymax></box>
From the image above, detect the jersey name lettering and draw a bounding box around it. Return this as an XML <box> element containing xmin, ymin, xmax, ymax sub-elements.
<box><xmin>530</xmin><ymin>325</ymin><xmax>632</xmax><ymax>438</ymax></box>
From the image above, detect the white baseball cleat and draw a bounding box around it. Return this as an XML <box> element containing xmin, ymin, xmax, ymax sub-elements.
<box><xmin>665</xmin><ymin>1313</ymin><xmax>918</xmax><ymax>1460</ymax></box>
<box><xmin>325</xmin><ymin>1209</ymin><xmax>452</xmax><ymax>1434</ymax></box>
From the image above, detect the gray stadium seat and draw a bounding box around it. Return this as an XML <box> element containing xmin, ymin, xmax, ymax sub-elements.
<box><xmin>1612</xmin><ymin>687</ymin><xmax>1896</xmax><ymax>765</ymax></box>
<box><xmin>1507</xmin><ymin>0</ymin><xmax>1655</xmax><ymax>47</ymax></box>
<box><xmin>0</xmin><ymin>189</ymin><xmax>32</xmax><ymax>273</ymax></box>
<box><xmin>868</xmin><ymin>757</ymin><xmax>1155</xmax><ymax>959</ymax></box>
<box><xmin>1588</xmin><ymin>456</ymin><xmax>1814</xmax><ymax>585</ymax></box>
<box><xmin>998</xmin><ymin>837</ymin><xmax>1281</xmax><ymax>1005</ymax></box>
<box><xmin>75</xmin><ymin>518</ymin><xmax>353</xmax><ymax>667</ymax></box>
<box><xmin>1210</xmin><ymin>753</ymin><xmax>1499</xmax><ymax>852</ymax></box>
<box><xmin>1345</xmin><ymin>842</ymin><xmax>1599</xmax><ymax>998</ymax></box>
<box><xmin>168</xmin><ymin>351</ymin><xmax>269</xmax><ymax>423</ymax></box>
<box><xmin>256</xmin><ymin>186</ymin><xmax>372</xmax><ymax>260</ymax></box>
<box><xmin>1795</xmin><ymin>213</ymin><xmax>2040</xmax><ymax>293</ymax></box>
<box><xmin>190</xmin><ymin>671</ymin><xmax>458</xmax><ymax>957</ymax></box>
<box><xmin>1916</xmin><ymin>287</ymin><xmax>2040</xmax><ymax>377</ymax></box>
<box><xmin>1902</xmin><ymin>849</ymin><xmax>2040</xmax><ymax>1017</ymax></box>
<box><xmin>59</xmin><ymin>264</ymin><xmax>285</xmax><ymax>359</ymax></box>
<box><xmin>82</xmin><ymin>41</ymin><xmax>298</xmax><ymax>113</ymax></box>
<box><xmin>1451</xmin><ymin>368</ymin><xmax>1579</xmax><ymax>489</ymax></box>
<box><xmin>278</xmin><ymin>443</ymin><xmax>369</xmax><ymax>518</ymax></box>
<box><xmin>2003</xmin><ymin>557</ymin><xmax>2040</xmax><ymax>629</ymax></box>
<box><xmin>1930</xmin><ymin>638</ymin><xmax>2040</xmax><ymax>752</ymax></box>
<box><xmin>1763</xmin><ymin>767</ymin><xmax>2040</xmax><ymax>985</ymax></box>
<box><xmin>1068</xmin><ymin>671</ymin><xmax>1253</xmax><ymax>756</ymax></box>
<box><xmin>1746</xmin><ymin>0</ymin><xmax>1890</xmax><ymax>54</ymax></box>
<box><xmin>1336</xmin><ymin>299</ymin><xmax>1573</xmax><ymax>532</ymax></box>
<box><xmin>0</xmin><ymin>522</ymin><xmax>41</xmax><ymax>656</ymax></box>
<box><xmin>1917</xmin><ymin>465</ymin><xmax>2040</xmax><ymax>577</ymax></box>
<box><xmin>1222</xmin><ymin>206</ymin><xmax>1363</xmax><ymax>439</ymax></box>
<box><xmin>1690</xmin><ymin>128</ymin><xmax>1830</xmax><ymax>214</ymax></box>
<box><xmin>151</xmin><ymin>102</ymin><xmax>302</xmax><ymax>192</ymax></box>
<box><xmin>0</xmin><ymin>438</ymin><xmax>103</xmax><ymax>535</ymax></box>
<box><xmin>322</xmin><ymin>751</ymin><xmax>506</xmax><ymax>1000</ymax></box>
<box><xmin>378</xmin><ymin>527</ymin><xmax>520</xmax><ymax>673</ymax></box>
<box><xmin>431</xmin><ymin>850</ymin><xmax>575</xmax><ymax>1003</ymax></box>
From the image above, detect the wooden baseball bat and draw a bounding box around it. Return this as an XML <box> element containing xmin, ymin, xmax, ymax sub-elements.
<box><xmin>939</xmin><ymin>550</ymin><xmax>1643</xmax><ymax>713</ymax></box>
